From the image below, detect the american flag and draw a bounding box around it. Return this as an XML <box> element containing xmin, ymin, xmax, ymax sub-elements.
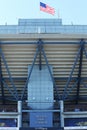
<box><xmin>40</xmin><ymin>2</ymin><xmax>55</xmax><ymax>15</ymax></box>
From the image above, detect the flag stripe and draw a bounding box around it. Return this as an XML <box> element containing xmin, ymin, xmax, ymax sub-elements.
<box><xmin>40</xmin><ymin>2</ymin><xmax>55</xmax><ymax>15</ymax></box>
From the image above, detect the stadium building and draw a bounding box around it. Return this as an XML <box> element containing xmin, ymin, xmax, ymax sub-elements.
<box><xmin>1</xmin><ymin>19</ymin><xmax>87</xmax><ymax>130</ymax></box>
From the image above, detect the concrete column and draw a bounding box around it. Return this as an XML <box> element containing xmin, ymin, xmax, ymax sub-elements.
<box><xmin>18</xmin><ymin>101</ymin><xmax>22</xmax><ymax>128</ymax></box>
<box><xmin>59</xmin><ymin>100</ymin><xmax>64</xmax><ymax>127</ymax></box>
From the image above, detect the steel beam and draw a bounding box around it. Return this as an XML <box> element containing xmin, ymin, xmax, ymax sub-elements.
<box><xmin>22</xmin><ymin>109</ymin><xmax>60</xmax><ymax>112</ymax></box>
<box><xmin>20</xmin><ymin>39</ymin><xmax>61</xmax><ymax>100</ymax></box>
<box><xmin>84</xmin><ymin>46</ymin><xmax>87</xmax><ymax>59</ymax></box>
<box><xmin>1</xmin><ymin>41</ymin><xmax>87</xmax><ymax>45</ymax></box>
<box><xmin>38</xmin><ymin>39</ymin><xmax>42</xmax><ymax>70</ymax></box>
<box><xmin>4</xmin><ymin>77</ymin><xmax>87</xmax><ymax>81</ymax></box>
<box><xmin>76</xmin><ymin>40</ymin><xmax>84</xmax><ymax>104</ymax></box>
<box><xmin>62</xmin><ymin>42</ymin><xmax>82</xmax><ymax>100</ymax></box>
<box><xmin>2</xmin><ymin>80</ymin><xmax>17</xmax><ymax>99</ymax></box>
<box><xmin>0</xmin><ymin>48</ymin><xmax>18</xmax><ymax>100</ymax></box>
<box><xmin>81</xmin><ymin>79</ymin><xmax>87</xmax><ymax>88</ymax></box>
<box><xmin>21</xmin><ymin>46</ymin><xmax>39</xmax><ymax>100</ymax></box>
<box><xmin>64</xmin><ymin>80</ymin><xmax>78</xmax><ymax>99</ymax></box>
<box><xmin>0</xmin><ymin>45</ymin><xmax>5</xmax><ymax>104</ymax></box>
<box><xmin>0</xmin><ymin>73</ymin><xmax>5</xmax><ymax>104</ymax></box>
<box><xmin>1</xmin><ymin>38</ymin><xmax>87</xmax><ymax>102</ymax></box>
<box><xmin>41</xmin><ymin>47</ymin><xmax>60</xmax><ymax>100</ymax></box>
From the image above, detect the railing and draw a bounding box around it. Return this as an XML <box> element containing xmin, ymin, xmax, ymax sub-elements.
<box><xmin>2</xmin><ymin>100</ymin><xmax>87</xmax><ymax>129</ymax></box>
<box><xmin>59</xmin><ymin>100</ymin><xmax>87</xmax><ymax>130</ymax></box>
<box><xmin>0</xmin><ymin>101</ymin><xmax>22</xmax><ymax>130</ymax></box>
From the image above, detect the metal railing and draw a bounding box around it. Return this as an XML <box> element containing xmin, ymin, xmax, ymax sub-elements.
<box><xmin>59</xmin><ymin>101</ymin><xmax>87</xmax><ymax>130</ymax></box>
<box><xmin>0</xmin><ymin>101</ymin><xmax>22</xmax><ymax>130</ymax></box>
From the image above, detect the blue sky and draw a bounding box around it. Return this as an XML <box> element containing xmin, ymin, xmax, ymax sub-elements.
<box><xmin>0</xmin><ymin>0</ymin><xmax>87</xmax><ymax>25</ymax></box>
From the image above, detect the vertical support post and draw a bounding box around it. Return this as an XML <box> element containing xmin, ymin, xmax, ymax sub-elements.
<box><xmin>38</xmin><ymin>39</ymin><xmax>42</xmax><ymax>70</ymax></box>
<box><xmin>39</xmin><ymin>49</ymin><xmax>42</xmax><ymax>70</ymax></box>
<box><xmin>60</xmin><ymin>100</ymin><xmax>64</xmax><ymax>127</ymax></box>
<box><xmin>18</xmin><ymin>101</ymin><xmax>22</xmax><ymax>128</ymax></box>
<box><xmin>0</xmin><ymin>47</ymin><xmax>5</xmax><ymax>104</ymax></box>
<box><xmin>76</xmin><ymin>41</ymin><xmax>84</xmax><ymax>104</ymax></box>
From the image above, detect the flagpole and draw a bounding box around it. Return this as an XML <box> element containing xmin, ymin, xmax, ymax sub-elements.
<box><xmin>58</xmin><ymin>9</ymin><xmax>60</xmax><ymax>19</ymax></box>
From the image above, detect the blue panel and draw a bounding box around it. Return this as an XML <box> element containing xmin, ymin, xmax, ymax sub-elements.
<box><xmin>28</xmin><ymin>65</ymin><xmax>53</xmax><ymax>110</ymax></box>
<box><xmin>0</xmin><ymin>119</ymin><xmax>16</xmax><ymax>127</ymax></box>
<box><xmin>65</xmin><ymin>118</ymin><xmax>87</xmax><ymax>126</ymax></box>
<box><xmin>18</xmin><ymin>19</ymin><xmax>62</xmax><ymax>26</ymax></box>
<box><xmin>30</xmin><ymin>112</ymin><xmax>53</xmax><ymax>127</ymax></box>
